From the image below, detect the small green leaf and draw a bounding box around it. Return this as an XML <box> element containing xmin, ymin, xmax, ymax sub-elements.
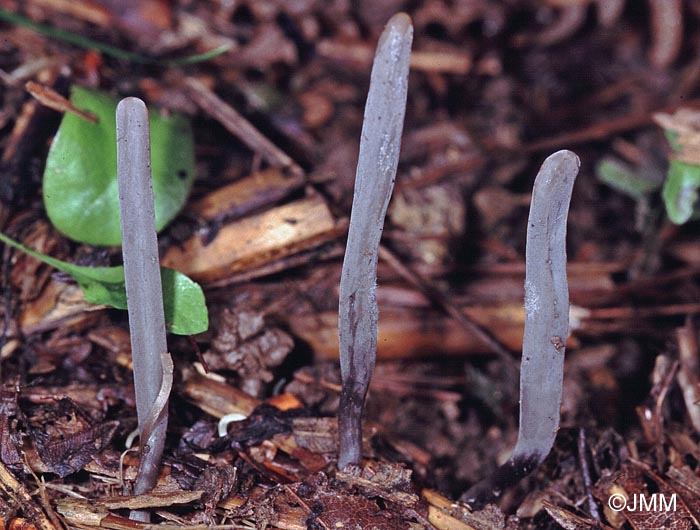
<box><xmin>596</xmin><ymin>158</ymin><xmax>661</xmax><ymax>200</ymax></box>
<box><xmin>43</xmin><ymin>86</ymin><xmax>195</xmax><ymax>246</ymax></box>
<box><xmin>663</xmin><ymin>129</ymin><xmax>682</xmax><ymax>152</ymax></box>
<box><xmin>0</xmin><ymin>231</ymin><xmax>208</xmax><ymax>335</ymax></box>
<box><xmin>663</xmin><ymin>160</ymin><xmax>700</xmax><ymax>225</ymax></box>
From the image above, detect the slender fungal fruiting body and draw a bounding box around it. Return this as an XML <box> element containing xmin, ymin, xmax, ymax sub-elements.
<box><xmin>116</xmin><ymin>97</ymin><xmax>171</xmax><ymax>507</ymax></box>
<box><xmin>337</xmin><ymin>13</ymin><xmax>413</xmax><ymax>470</ymax></box>
<box><xmin>462</xmin><ymin>150</ymin><xmax>580</xmax><ymax>506</ymax></box>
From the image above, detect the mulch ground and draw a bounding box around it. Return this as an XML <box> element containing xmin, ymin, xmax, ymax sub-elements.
<box><xmin>2</xmin><ymin>1</ymin><xmax>700</xmax><ymax>529</ymax></box>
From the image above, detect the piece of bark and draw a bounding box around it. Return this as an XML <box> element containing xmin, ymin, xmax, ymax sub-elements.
<box><xmin>290</xmin><ymin>306</ymin><xmax>531</xmax><ymax>360</ymax></box>
<box><xmin>335</xmin><ymin>461</ymin><xmax>418</xmax><ymax>506</ymax></box>
<box><xmin>203</xmin><ymin>308</ymin><xmax>294</xmax><ymax>397</ymax></box>
<box><xmin>162</xmin><ymin>195</ymin><xmax>340</xmax><ymax>281</ymax></box>
<box><xmin>96</xmin><ymin>491</ymin><xmax>202</xmax><ymax>510</ymax></box>
<box><xmin>191</xmin><ymin>167</ymin><xmax>304</xmax><ymax>222</ymax></box>
<box><xmin>423</xmin><ymin>489</ymin><xmax>506</xmax><ymax>530</ymax></box>
<box><xmin>7</xmin><ymin>227</ymin><xmax>55</xmax><ymax>303</ymax></box>
<box><xmin>19</xmin><ymin>281</ymin><xmax>106</xmax><ymax>335</ymax></box>
<box><xmin>318</xmin><ymin>39</ymin><xmax>471</xmax><ymax>74</ymax></box>
<box><xmin>34</xmin><ymin>421</ymin><xmax>119</xmax><ymax>478</ymax></box>
<box><xmin>87</xmin><ymin>326</ymin><xmax>132</xmax><ymax>355</ymax></box>
<box><xmin>182</xmin><ymin>371</ymin><xmax>260</xmax><ymax>418</ymax></box>
<box><xmin>0</xmin><ymin>461</ymin><xmax>58</xmax><ymax>530</ymax></box>
<box><xmin>21</xmin><ymin>383</ymin><xmax>135</xmax><ymax>411</ymax></box>
<box><xmin>56</xmin><ymin>498</ymin><xmax>178</xmax><ymax>530</ymax></box>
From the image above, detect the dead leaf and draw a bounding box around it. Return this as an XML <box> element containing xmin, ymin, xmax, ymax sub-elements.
<box><xmin>653</xmin><ymin>109</ymin><xmax>700</xmax><ymax>165</ymax></box>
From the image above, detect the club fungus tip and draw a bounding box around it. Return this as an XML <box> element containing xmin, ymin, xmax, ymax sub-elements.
<box><xmin>387</xmin><ymin>12</ymin><xmax>412</xmax><ymax>34</ymax></box>
<box><xmin>117</xmin><ymin>96</ymin><xmax>146</xmax><ymax>112</ymax></box>
<box><xmin>546</xmin><ymin>149</ymin><xmax>581</xmax><ymax>176</ymax></box>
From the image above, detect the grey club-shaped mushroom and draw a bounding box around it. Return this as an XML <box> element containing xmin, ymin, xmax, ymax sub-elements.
<box><xmin>462</xmin><ymin>150</ymin><xmax>580</xmax><ymax>507</ymax></box>
<box><xmin>337</xmin><ymin>13</ymin><xmax>413</xmax><ymax>470</ymax></box>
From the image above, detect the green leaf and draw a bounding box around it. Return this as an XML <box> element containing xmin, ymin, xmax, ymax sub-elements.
<box><xmin>43</xmin><ymin>86</ymin><xmax>195</xmax><ymax>246</ymax></box>
<box><xmin>0</xmin><ymin>231</ymin><xmax>208</xmax><ymax>335</ymax></box>
<box><xmin>663</xmin><ymin>129</ymin><xmax>682</xmax><ymax>152</ymax></box>
<box><xmin>596</xmin><ymin>158</ymin><xmax>661</xmax><ymax>200</ymax></box>
<box><xmin>663</xmin><ymin>160</ymin><xmax>700</xmax><ymax>225</ymax></box>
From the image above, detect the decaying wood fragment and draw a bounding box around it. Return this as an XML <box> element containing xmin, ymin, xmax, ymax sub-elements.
<box><xmin>34</xmin><ymin>420</ymin><xmax>119</xmax><ymax>477</ymax></box>
<box><xmin>21</xmin><ymin>383</ymin><xmax>135</xmax><ymax>410</ymax></box>
<box><xmin>56</xmin><ymin>498</ymin><xmax>191</xmax><ymax>530</ymax></box>
<box><xmin>317</xmin><ymin>40</ymin><xmax>471</xmax><ymax>74</ymax></box>
<box><xmin>203</xmin><ymin>308</ymin><xmax>294</xmax><ymax>397</ymax></box>
<box><xmin>191</xmin><ymin>167</ymin><xmax>304</xmax><ymax>222</ymax></box>
<box><xmin>55</xmin><ymin>499</ymin><xmax>109</xmax><ymax>529</ymax></box>
<box><xmin>19</xmin><ymin>281</ymin><xmax>105</xmax><ymax>335</ymax></box>
<box><xmin>542</xmin><ymin>500</ymin><xmax>612</xmax><ymax>530</ymax></box>
<box><xmin>336</xmin><ymin>461</ymin><xmax>418</xmax><ymax>505</ymax></box>
<box><xmin>97</xmin><ymin>491</ymin><xmax>203</xmax><ymax>510</ymax></box>
<box><xmin>8</xmin><ymin>221</ymin><xmax>57</xmax><ymax>301</ymax></box>
<box><xmin>0</xmin><ymin>461</ymin><xmax>58</xmax><ymax>530</ymax></box>
<box><xmin>291</xmin><ymin>299</ymin><xmax>590</xmax><ymax>361</ymax></box>
<box><xmin>423</xmin><ymin>489</ymin><xmax>507</xmax><ymax>530</ymax></box>
<box><xmin>291</xmin><ymin>308</ymin><xmax>525</xmax><ymax>360</ymax></box>
<box><xmin>162</xmin><ymin>195</ymin><xmax>340</xmax><ymax>281</ymax></box>
<box><xmin>182</xmin><ymin>370</ymin><xmax>260</xmax><ymax>418</ymax></box>
<box><xmin>378</xmin><ymin>244</ymin><xmax>513</xmax><ymax>361</ymax></box>
<box><xmin>87</xmin><ymin>326</ymin><xmax>132</xmax><ymax>356</ymax></box>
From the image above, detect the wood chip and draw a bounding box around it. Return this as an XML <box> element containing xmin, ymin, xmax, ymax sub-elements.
<box><xmin>19</xmin><ymin>281</ymin><xmax>106</xmax><ymax>335</ymax></box>
<box><xmin>289</xmin><ymin>306</ymin><xmax>527</xmax><ymax>361</ymax></box>
<box><xmin>97</xmin><ymin>490</ymin><xmax>203</xmax><ymax>510</ymax></box>
<box><xmin>191</xmin><ymin>167</ymin><xmax>304</xmax><ymax>221</ymax></box>
<box><xmin>0</xmin><ymin>461</ymin><xmax>58</xmax><ymax>530</ymax></box>
<box><xmin>318</xmin><ymin>39</ymin><xmax>471</xmax><ymax>74</ymax></box>
<box><xmin>162</xmin><ymin>195</ymin><xmax>339</xmax><ymax>281</ymax></box>
<box><xmin>182</xmin><ymin>370</ymin><xmax>260</xmax><ymax>418</ymax></box>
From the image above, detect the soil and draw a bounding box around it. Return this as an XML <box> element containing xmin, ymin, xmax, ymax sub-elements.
<box><xmin>1</xmin><ymin>1</ymin><xmax>700</xmax><ymax>529</ymax></box>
